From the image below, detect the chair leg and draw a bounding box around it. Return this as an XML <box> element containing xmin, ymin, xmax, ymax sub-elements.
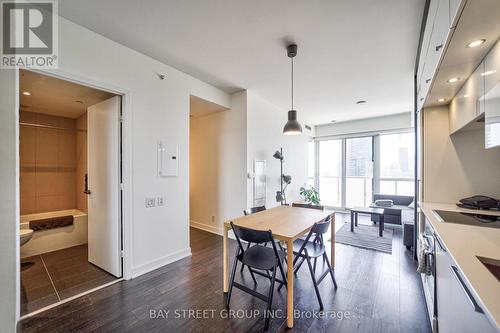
<box><xmin>226</xmin><ymin>253</ymin><xmax>239</xmax><ymax>309</ymax></box>
<box><xmin>248</xmin><ymin>267</ymin><xmax>258</xmax><ymax>285</ymax></box>
<box><xmin>264</xmin><ymin>263</ymin><xmax>277</xmax><ymax>330</ymax></box>
<box><xmin>240</xmin><ymin>242</ymin><xmax>251</xmax><ymax>273</ymax></box>
<box><xmin>324</xmin><ymin>253</ymin><xmax>338</xmax><ymax>289</ymax></box>
<box><xmin>293</xmin><ymin>256</ymin><xmax>305</xmax><ymax>274</ymax></box>
<box><xmin>313</xmin><ymin>257</ymin><xmax>317</xmax><ymax>273</ymax></box>
<box><xmin>306</xmin><ymin>256</ymin><xmax>323</xmax><ymax>311</ymax></box>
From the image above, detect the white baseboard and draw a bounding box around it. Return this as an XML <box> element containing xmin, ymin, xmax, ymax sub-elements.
<box><xmin>190</xmin><ymin>220</ymin><xmax>223</xmax><ymax>236</ymax></box>
<box><xmin>131</xmin><ymin>247</ymin><xmax>192</xmax><ymax>278</ymax></box>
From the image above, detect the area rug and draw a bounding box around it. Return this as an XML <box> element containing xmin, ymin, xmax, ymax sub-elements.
<box><xmin>334</xmin><ymin>223</ymin><xmax>393</xmax><ymax>254</ymax></box>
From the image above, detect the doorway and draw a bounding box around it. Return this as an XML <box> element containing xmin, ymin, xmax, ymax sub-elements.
<box><xmin>18</xmin><ymin>69</ymin><xmax>123</xmax><ymax>316</ymax></box>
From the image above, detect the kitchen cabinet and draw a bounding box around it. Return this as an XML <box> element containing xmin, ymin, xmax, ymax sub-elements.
<box><xmin>482</xmin><ymin>41</ymin><xmax>500</xmax><ymax>148</ymax></box>
<box><xmin>449</xmin><ymin>63</ymin><xmax>484</xmax><ymax>133</ymax></box>
<box><xmin>417</xmin><ymin>0</ymin><xmax>451</xmax><ymax>110</ymax></box>
<box><xmin>449</xmin><ymin>0</ymin><xmax>462</xmax><ymax>28</ymax></box>
<box><xmin>435</xmin><ymin>233</ymin><xmax>495</xmax><ymax>333</ymax></box>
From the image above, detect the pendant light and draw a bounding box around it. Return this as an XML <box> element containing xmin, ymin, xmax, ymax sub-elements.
<box><xmin>283</xmin><ymin>44</ymin><xmax>303</xmax><ymax>135</ymax></box>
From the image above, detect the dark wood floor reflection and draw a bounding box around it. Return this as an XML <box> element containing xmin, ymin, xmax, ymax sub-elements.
<box><xmin>20</xmin><ymin>215</ymin><xmax>430</xmax><ymax>333</ymax></box>
<box><xmin>20</xmin><ymin>244</ymin><xmax>117</xmax><ymax>316</ymax></box>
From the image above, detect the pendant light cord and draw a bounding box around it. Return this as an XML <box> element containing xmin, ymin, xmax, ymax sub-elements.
<box><xmin>291</xmin><ymin>57</ymin><xmax>294</xmax><ymax>110</ymax></box>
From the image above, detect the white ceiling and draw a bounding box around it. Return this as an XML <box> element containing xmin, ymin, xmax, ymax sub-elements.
<box><xmin>20</xmin><ymin>70</ymin><xmax>116</xmax><ymax>118</ymax></box>
<box><xmin>59</xmin><ymin>0</ymin><xmax>424</xmax><ymax>125</ymax></box>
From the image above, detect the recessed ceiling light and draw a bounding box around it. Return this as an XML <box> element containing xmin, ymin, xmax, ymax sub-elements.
<box><xmin>481</xmin><ymin>70</ymin><xmax>497</xmax><ymax>76</ymax></box>
<box><xmin>447</xmin><ymin>77</ymin><xmax>460</xmax><ymax>83</ymax></box>
<box><xmin>466</xmin><ymin>39</ymin><xmax>486</xmax><ymax>48</ymax></box>
<box><xmin>356</xmin><ymin>100</ymin><xmax>367</xmax><ymax>104</ymax></box>
<box><xmin>437</xmin><ymin>98</ymin><xmax>446</xmax><ymax>102</ymax></box>
<box><xmin>463</xmin><ymin>94</ymin><xmax>470</xmax><ymax>98</ymax></box>
<box><xmin>22</xmin><ymin>91</ymin><xmax>31</xmax><ymax>96</ymax></box>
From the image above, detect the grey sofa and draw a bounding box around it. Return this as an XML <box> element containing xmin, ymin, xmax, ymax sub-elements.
<box><xmin>370</xmin><ymin>194</ymin><xmax>415</xmax><ymax>249</ymax></box>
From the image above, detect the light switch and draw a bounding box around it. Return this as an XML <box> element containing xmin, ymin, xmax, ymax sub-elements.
<box><xmin>157</xmin><ymin>197</ymin><xmax>165</xmax><ymax>206</ymax></box>
<box><xmin>145</xmin><ymin>197</ymin><xmax>156</xmax><ymax>208</ymax></box>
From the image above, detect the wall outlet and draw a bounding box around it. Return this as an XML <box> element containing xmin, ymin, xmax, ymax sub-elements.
<box><xmin>145</xmin><ymin>197</ymin><xmax>156</xmax><ymax>208</ymax></box>
<box><xmin>157</xmin><ymin>197</ymin><xmax>165</xmax><ymax>206</ymax></box>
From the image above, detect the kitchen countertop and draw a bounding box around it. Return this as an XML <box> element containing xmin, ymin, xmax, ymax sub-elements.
<box><xmin>421</xmin><ymin>202</ymin><xmax>500</xmax><ymax>331</ymax></box>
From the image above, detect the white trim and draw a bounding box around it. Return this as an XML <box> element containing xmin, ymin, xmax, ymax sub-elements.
<box><xmin>190</xmin><ymin>220</ymin><xmax>223</xmax><ymax>236</ymax></box>
<box><xmin>315</xmin><ymin>127</ymin><xmax>413</xmax><ymax>141</ymax></box>
<box><xmin>131</xmin><ymin>248</ymin><xmax>192</xmax><ymax>278</ymax></box>
<box><xmin>19</xmin><ymin>278</ymin><xmax>123</xmax><ymax>321</ymax></box>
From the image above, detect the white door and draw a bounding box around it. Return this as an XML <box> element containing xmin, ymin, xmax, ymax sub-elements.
<box><xmin>87</xmin><ymin>96</ymin><xmax>122</xmax><ymax>277</ymax></box>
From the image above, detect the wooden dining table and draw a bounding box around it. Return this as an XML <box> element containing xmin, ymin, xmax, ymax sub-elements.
<box><xmin>223</xmin><ymin>205</ymin><xmax>335</xmax><ymax>328</ymax></box>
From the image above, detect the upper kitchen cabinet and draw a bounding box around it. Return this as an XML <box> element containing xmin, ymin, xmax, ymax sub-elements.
<box><xmin>449</xmin><ymin>62</ymin><xmax>484</xmax><ymax>134</ymax></box>
<box><xmin>482</xmin><ymin>41</ymin><xmax>500</xmax><ymax>148</ymax></box>
<box><xmin>417</xmin><ymin>0</ymin><xmax>451</xmax><ymax>110</ymax></box>
<box><xmin>449</xmin><ymin>0</ymin><xmax>463</xmax><ymax>28</ymax></box>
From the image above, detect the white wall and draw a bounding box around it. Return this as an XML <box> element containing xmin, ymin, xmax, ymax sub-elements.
<box><xmin>189</xmin><ymin>92</ymin><xmax>247</xmax><ymax>234</ymax></box>
<box><xmin>246</xmin><ymin>91</ymin><xmax>309</xmax><ymax>208</ymax></box>
<box><xmin>1</xmin><ymin>16</ymin><xmax>231</xmax><ymax>328</ymax></box>
<box><xmin>0</xmin><ymin>70</ymin><xmax>19</xmax><ymax>333</ymax></box>
<box><xmin>423</xmin><ymin>106</ymin><xmax>500</xmax><ymax>203</ymax></box>
<box><xmin>315</xmin><ymin>112</ymin><xmax>412</xmax><ymax>138</ymax></box>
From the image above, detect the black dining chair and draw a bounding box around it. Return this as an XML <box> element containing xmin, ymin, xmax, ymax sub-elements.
<box><xmin>279</xmin><ymin>215</ymin><xmax>337</xmax><ymax>311</ymax></box>
<box><xmin>243</xmin><ymin>205</ymin><xmax>266</xmax><ymax>216</ymax></box>
<box><xmin>241</xmin><ymin>205</ymin><xmax>267</xmax><ymax>274</ymax></box>
<box><xmin>226</xmin><ymin>222</ymin><xmax>288</xmax><ymax>330</ymax></box>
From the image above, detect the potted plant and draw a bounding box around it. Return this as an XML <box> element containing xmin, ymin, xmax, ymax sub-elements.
<box><xmin>299</xmin><ymin>185</ymin><xmax>321</xmax><ymax>206</ymax></box>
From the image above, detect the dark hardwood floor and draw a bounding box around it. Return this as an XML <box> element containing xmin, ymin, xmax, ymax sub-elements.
<box><xmin>19</xmin><ymin>215</ymin><xmax>431</xmax><ymax>333</ymax></box>
<box><xmin>20</xmin><ymin>244</ymin><xmax>118</xmax><ymax>316</ymax></box>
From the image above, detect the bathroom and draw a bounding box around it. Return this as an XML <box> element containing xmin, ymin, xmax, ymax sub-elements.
<box><xmin>19</xmin><ymin>70</ymin><xmax>123</xmax><ymax>316</ymax></box>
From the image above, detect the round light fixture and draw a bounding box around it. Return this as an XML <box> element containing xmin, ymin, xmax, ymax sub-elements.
<box><xmin>447</xmin><ymin>77</ymin><xmax>460</xmax><ymax>83</ymax></box>
<box><xmin>23</xmin><ymin>91</ymin><xmax>31</xmax><ymax>96</ymax></box>
<box><xmin>437</xmin><ymin>98</ymin><xmax>446</xmax><ymax>102</ymax></box>
<box><xmin>481</xmin><ymin>70</ymin><xmax>497</xmax><ymax>77</ymax></box>
<box><xmin>466</xmin><ymin>39</ymin><xmax>486</xmax><ymax>48</ymax></box>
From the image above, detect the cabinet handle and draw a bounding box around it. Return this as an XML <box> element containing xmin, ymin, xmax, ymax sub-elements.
<box><xmin>434</xmin><ymin>233</ymin><xmax>445</xmax><ymax>251</ymax></box>
<box><xmin>425</xmin><ymin>78</ymin><xmax>431</xmax><ymax>83</ymax></box>
<box><xmin>435</xmin><ymin>44</ymin><xmax>443</xmax><ymax>52</ymax></box>
<box><xmin>451</xmin><ymin>266</ymin><xmax>483</xmax><ymax>313</ymax></box>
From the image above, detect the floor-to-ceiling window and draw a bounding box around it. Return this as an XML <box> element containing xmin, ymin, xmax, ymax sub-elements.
<box><xmin>319</xmin><ymin>139</ymin><xmax>342</xmax><ymax>207</ymax></box>
<box><xmin>345</xmin><ymin>137</ymin><xmax>373</xmax><ymax>208</ymax></box>
<box><xmin>377</xmin><ymin>132</ymin><xmax>415</xmax><ymax>196</ymax></box>
<box><xmin>312</xmin><ymin>130</ymin><xmax>414</xmax><ymax>210</ymax></box>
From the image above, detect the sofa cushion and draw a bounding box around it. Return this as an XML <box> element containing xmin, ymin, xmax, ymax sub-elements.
<box><xmin>373</xmin><ymin>194</ymin><xmax>414</xmax><ymax>206</ymax></box>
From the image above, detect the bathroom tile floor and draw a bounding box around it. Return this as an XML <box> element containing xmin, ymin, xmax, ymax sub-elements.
<box><xmin>20</xmin><ymin>244</ymin><xmax>118</xmax><ymax>316</ymax></box>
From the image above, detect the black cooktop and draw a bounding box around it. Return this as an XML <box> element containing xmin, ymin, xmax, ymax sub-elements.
<box><xmin>434</xmin><ymin>210</ymin><xmax>500</xmax><ymax>229</ymax></box>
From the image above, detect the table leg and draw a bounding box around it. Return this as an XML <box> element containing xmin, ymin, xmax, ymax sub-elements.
<box><xmin>350</xmin><ymin>210</ymin><xmax>354</xmax><ymax>232</ymax></box>
<box><xmin>223</xmin><ymin>224</ymin><xmax>229</xmax><ymax>293</ymax></box>
<box><xmin>331</xmin><ymin>214</ymin><xmax>335</xmax><ymax>268</ymax></box>
<box><xmin>379</xmin><ymin>214</ymin><xmax>384</xmax><ymax>237</ymax></box>
<box><xmin>286</xmin><ymin>239</ymin><xmax>294</xmax><ymax>328</ymax></box>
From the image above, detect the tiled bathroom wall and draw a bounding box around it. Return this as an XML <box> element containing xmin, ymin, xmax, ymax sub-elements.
<box><xmin>20</xmin><ymin>111</ymin><xmax>86</xmax><ymax>214</ymax></box>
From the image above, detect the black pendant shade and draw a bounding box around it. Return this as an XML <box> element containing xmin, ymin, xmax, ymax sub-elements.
<box><xmin>283</xmin><ymin>44</ymin><xmax>302</xmax><ymax>135</ymax></box>
<box><xmin>283</xmin><ymin>110</ymin><xmax>302</xmax><ymax>135</ymax></box>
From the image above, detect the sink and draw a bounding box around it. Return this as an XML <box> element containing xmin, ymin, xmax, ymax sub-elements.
<box><xmin>477</xmin><ymin>256</ymin><xmax>500</xmax><ymax>282</ymax></box>
<box><xmin>20</xmin><ymin>229</ymin><xmax>34</xmax><ymax>246</ymax></box>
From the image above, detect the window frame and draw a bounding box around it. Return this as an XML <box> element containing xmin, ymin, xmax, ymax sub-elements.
<box><xmin>312</xmin><ymin>128</ymin><xmax>414</xmax><ymax>210</ymax></box>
